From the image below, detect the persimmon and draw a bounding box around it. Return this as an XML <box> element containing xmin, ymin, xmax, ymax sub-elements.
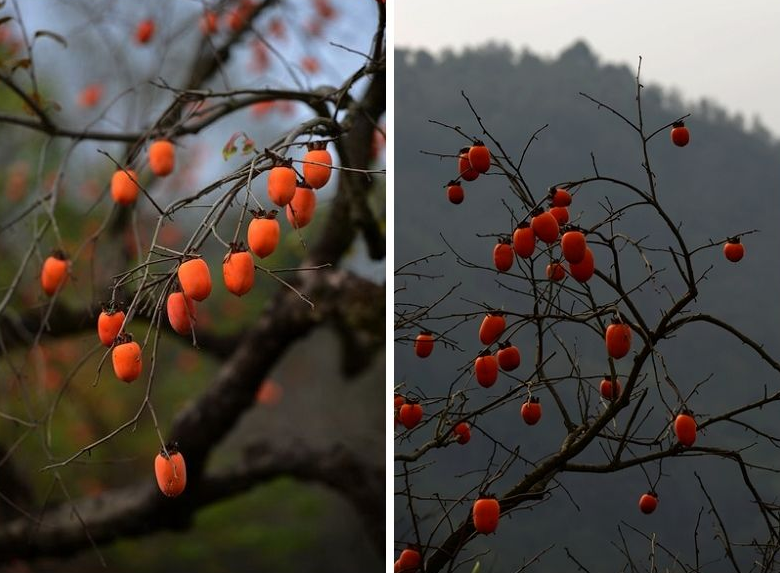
<box><xmin>135</xmin><ymin>19</ymin><xmax>155</xmax><ymax>44</ymax></box>
<box><xmin>268</xmin><ymin>18</ymin><xmax>286</xmax><ymax>40</ymax></box>
<box><xmin>512</xmin><ymin>222</ymin><xmax>535</xmax><ymax>258</ymax></box>
<box><xmin>97</xmin><ymin>306</ymin><xmax>125</xmax><ymax>347</ymax></box>
<box><xmin>599</xmin><ymin>376</ymin><xmax>621</xmax><ymax>399</ymax></box>
<box><xmin>268</xmin><ymin>164</ymin><xmax>297</xmax><ymax>206</ymax></box>
<box><xmin>314</xmin><ymin>0</ymin><xmax>335</xmax><ymax>19</ymax></box>
<box><xmin>286</xmin><ymin>184</ymin><xmax>316</xmax><ymax>229</ymax></box>
<box><xmin>222</xmin><ymin>246</ymin><xmax>255</xmax><ymax>297</ymax></box>
<box><xmin>546</xmin><ymin>262</ymin><xmax>565</xmax><ymax>281</ymax></box>
<box><xmin>468</xmin><ymin>141</ymin><xmax>491</xmax><ymax>173</ymax></box>
<box><xmin>247</xmin><ymin>210</ymin><xmax>280</xmax><ymax>258</ymax></box>
<box><xmin>493</xmin><ymin>239</ymin><xmax>513</xmax><ymax>272</ymax></box>
<box><xmin>447</xmin><ymin>181</ymin><xmax>464</xmax><ymax>204</ymax></box>
<box><xmin>226</xmin><ymin>0</ymin><xmax>254</xmax><ymax>31</ymax></box>
<box><xmin>112</xmin><ymin>334</ymin><xmax>142</xmax><ymax>383</ymax></box>
<box><xmin>561</xmin><ymin>230</ymin><xmax>586</xmax><ymax>264</ymax></box>
<box><xmin>302</xmin><ymin>142</ymin><xmax>332</xmax><ymax>188</ymax></box>
<box><xmin>177</xmin><ymin>258</ymin><xmax>212</xmax><ymax>301</ymax></box>
<box><xmin>166</xmin><ymin>292</ymin><xmax>196</xmax><ymax>335</ymax></box>
<box><xmin>479</xmin><ymin>312</ymin><xmax>506</xmax><ymax>345</ymax></box>
<box><xmin>394</xmin><ymin>394</ymin><xmax>405</xmax><ymax>426</ymax></box>
<box><xmin>148</xmin><ymin>140</ymin><xmax>175</xmax><ymax>177</ymax></box>
<box><xmin>605</xmin><ymin>319</ymin><xmax>632</xmax><ymax>359</ymax></box>
<box><xmin>674</xmin><ymin>411</ymin><xmax>697</xmax><ymax>446</ymax></box>
<box><xmin>521</xmin><ymin>397</ymin><xmax>542</xmax><ymax>425</ymax></box>
<box><xmin>549</xmin><ymin>206</ymin><xmax>569</xmax><ymax>225</ymax></box>
<box><xmin>110</xmin><ymin>169</ymin><xmax>140</xmax><ymax>205</ymax></box>
<box><xmin>639</xmin><ymin>492</ymin><xmax>658</xmax><ymax>514</ymax></box>
<box><xmin>154</xmin><ymin>444</ymin><xmax>187</xmax><ymax>497</ymax></box>
<box><xmin>397</xmin><ymin>548</ymin><xmax>421</xmax><ymax>572</ymax></box>
<box><xmin>458</xmin><ymin>147</ymin><xmax>478</xmax><ymax>182</ymax></box>
<box><xmin>530</xmin><ymin>210</ymin><xmax>559</xmax><ymax>244</ymax></box>
<box><xmin>569</xmin><ymin>247</ymin><xmax>595</xmax><ymax>283</ymax></box>
<box><xmin>414</xmin><ymin>332</ymin><xmax>434</xmax><ymax>358</ymax></box>
<box><xmin>453</xmin><ymin>422</ymin><xmax>471</xmax><ymax>445</ymax></box>
<box><xmin>41</xmin><ymin>251</ymin><xmax>69</xmax><ymax>296</ymax></box>
<box><xmin>399</xmin><ymin>401</ymin><xmax>423</xmax><ymax>430</ymax></box>
<box><xmin>78</xmin><ymin>83</ymin><xmax>103</xmax><ymax>108</ymax></box>
<box><xmin>723</xmin><ymin>237</ymin><xmax>744</xmax><ymax>262</ymax></box>
<box><xmin>256</xmin><ymin>379</ymin><xmax>283</xmax><ymax>406</ymax></box>
<box><xmin>200</xmin><ymin>10</ymin><xmax>218</xmax><ymax>35</ymax></box>
<box><xmin>497</xmin><ymin>342</ymin><xmax>521</xmax><ymax>371</ymax></box>
<box><xmin>550</xmin><ymin>187</ymin><xmax>572</xmax><ymax>207</ymax></box>
<box><xmin>472</xmin><ymin>496</ymin><xmax>500</xmax><ymax>534</ymax></box>
<box><xmin>475</xmin><ymin>351</ymin><xmax>498</xmax><ymax>388</ymax></box>
<box><xmin>671</xmin><ymin>121</ymin><xmax>690</xmax><ymax>147</ymax></box>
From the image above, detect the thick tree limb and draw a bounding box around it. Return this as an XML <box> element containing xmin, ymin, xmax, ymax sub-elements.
<box><xmin>0</xmin><ymin>440</ymin><xmax>381</xmax><ymax>561</ymax></box>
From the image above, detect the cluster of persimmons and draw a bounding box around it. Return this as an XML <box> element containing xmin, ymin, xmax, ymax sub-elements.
<box><xmin>394</xmin><ymin>121</ymin><xmax>745</xmax><ymax>571</ymax></box>
<box><xmin>38</xmin><ymin>137</ymin><xmax>333</xmax><ymax>497</ymax></box>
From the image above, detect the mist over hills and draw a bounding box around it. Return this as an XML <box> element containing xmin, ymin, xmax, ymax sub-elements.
<box><xmin>395</xmin><ymin>41</ymin><xmax>780</xmax><ymax>571</ymax></box>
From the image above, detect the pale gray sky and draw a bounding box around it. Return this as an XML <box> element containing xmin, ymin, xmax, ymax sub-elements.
<box><xmin>396</xmin><ymin>0</ymin><xmax>780</xmax><ymax>137</ymax></box>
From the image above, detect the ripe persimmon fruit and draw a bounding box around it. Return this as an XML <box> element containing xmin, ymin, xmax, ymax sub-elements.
<box><xmin>605</xmin><ymin>319</ymin><xmax>632</xmax><ymax>359</ymax></box>
<box><xmin>78</xmin><ymin>83</ymin><xmax>103</xmax><ymax>108</ymax></box>
<box><xmin>512</xmin><ymin>222</ymin><xmax>535</xmax><ymax>259</ymax></box>
<box><xmin>148</xmin><ymin>140</ymin><xmax>175</xmax><ymax>177</ymax></box>
<box><xmin>177</xmin><ymin>258</ymin><xmax>212</xmax><ymax>301</ymax></box>
<box><xmin>399</xmin><ymin>401</ymin><xmax>423</xmax><ymax>430</ymax></box>
<box><xmin>639</xmin><ymin>492</ymin><xmax>658</xmax><ymax>514</ymax></box>
<box><xmin>166</xmin><ymin>291</ymin><xmax>196</xmax><ymax>335</ymax></box>
<box><xmin>674</xmin><ymin>411</ymin><xmax>697</xmax><ymax>446</ymax></box>
<box><xmin>110</xmin><ymin>169</ymin><xmax>140</xmax><ymax>205</ymax></box>
<box><xmin>458</xmin><ymin>147</ymin><xmax>478</xmax><ymax>182</ymax></box>
<box><xmin>222</xmin><ymin>245</ymin><xmax>255</xmax><ymax>297</ymax></box>
<box><xmin>472</xmin><ymin>496</ymin><xmax>500</xmax><ymax>534</ymax></box>
<box><xmin>453</xmin><ymin>422</ymin><xmax>471</xmax><ymax>445</ymax></box>
<box><xmin>286</xmin><ymin>183</ymin><xmax>316</xmax><ymax>229</ymax></box>
<box><xmin>549</xmin><ymin>206</ymin><xmax>569</xmax><ymax>225</ymax></box>
<box><xmin>600</xmin><ymin>375</ymin><xmax>621</xmax><ymax>399</ymax></box>
<box><xmin>493</xmin><ymin>239</ymin><xmax>513</xmax><ymax>272</ymax></box>
<box><xmin>394</xmin><ymin>394</ymin><xmax>405</xmax><ymax>426</ymax></box>
<box><xmin>397</xmin><ymin>548</ymin><xmax>422</xmax><ymax>573</ymax></box>
<box><xmin>447</xmin><ymin>181</ymin><xmax>464</xmax><ymax>204</ymax></box>
<box><xmin>475</xmin><ymin>351</ymin><xmax>498</xmax><ymax>388</ymax></box>
<box><xmin>546</xmin><ymin>262</ymin><xmax>565</xmax><ymax>281</ymax></box>
<box><xmin>302</xmin><ymin>141</ymin><xmax>332</xmax><ymax>189</ymax></box>
<box><xmin>550</xmin><ymin>187</ymin><xmax>572</xmax><ymax>207</ymax></box>
<box><xmin>479</xmin><ymin>312</ymin><xmax>506</xmax><ymax>346</ymax></box>
<box><xmin>497</xmin><ymin>342</ymin><xmax>521</xmax><ymax>371</ymax></box>
<box><xmin>268</xmin><ymin>162</ymin><xmax>297</xmax><ymax>206</ymax></box>
<box><xmin>155</xmin><ymin>443</ymin><xmax>187</xmax><ymax>497</ymax></box>
<box><xmin>531</xmin><ymin>209</ymin><xmax>559</xmax><ymax>244</ymax></box>
<box><xmin>723</xmin><ymin>237</ymin><xmax>744</xmax><ymax>262</ymax></box>
<box><xmin>41</xmin><ymin>251</ymin><xmax>69</xmax><ymax>296</ymax></box>
<box><xmin>468</xmin><ymin>140</ymin><xmax>491</xmax><ymax>173</ymax></box>
<box><xmin>200</xmin><ymin>10</ymin><xmax>218</xmax><ymax>35</ymax></box>
<box><xmin>521</xmin><ymin>397</ymin><xmax>542</xmax><ymax>425</ymax></box>
<box><xmin>135</xmin><ymin>19</ymin><xmax>155</xmax><ymax>44</ymax></box>
<box><xmin>414</xmin><ymin>332</ymin><xmax>434</xmax><ymax>358</ymax></box>
<box><xmin>671</xmin><ymin>121</ymin><xmax>690</xmax><ymax>147</ymax></box>
<box><xmin>112</xmin><ymin>333</ymin><xmax>142</xmax><ymax>382</ymax></box>
<box><xmin>247</xmin><ymin>210</ymin><xmax>280</xmax><ymax>258</ymax></box>
<box><xmin>569</xmin><ymin>247</ymin><xmax>595</xmax><ymax>283</ymax></box>
<box><xmin>97</xmin><ymin>305</ymin><xmax>125</xmax><ymax>347</ymax></box>
<box><xmin>561</xmin><ymin>230</ymin><xmax>586</xmax><ymax>264</ymax></box>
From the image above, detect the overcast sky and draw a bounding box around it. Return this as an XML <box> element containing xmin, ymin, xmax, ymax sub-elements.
<box><xmin>396</xmin><ymin>0</ymin><xmax>780</xmax><ymax>137</ymax></box>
